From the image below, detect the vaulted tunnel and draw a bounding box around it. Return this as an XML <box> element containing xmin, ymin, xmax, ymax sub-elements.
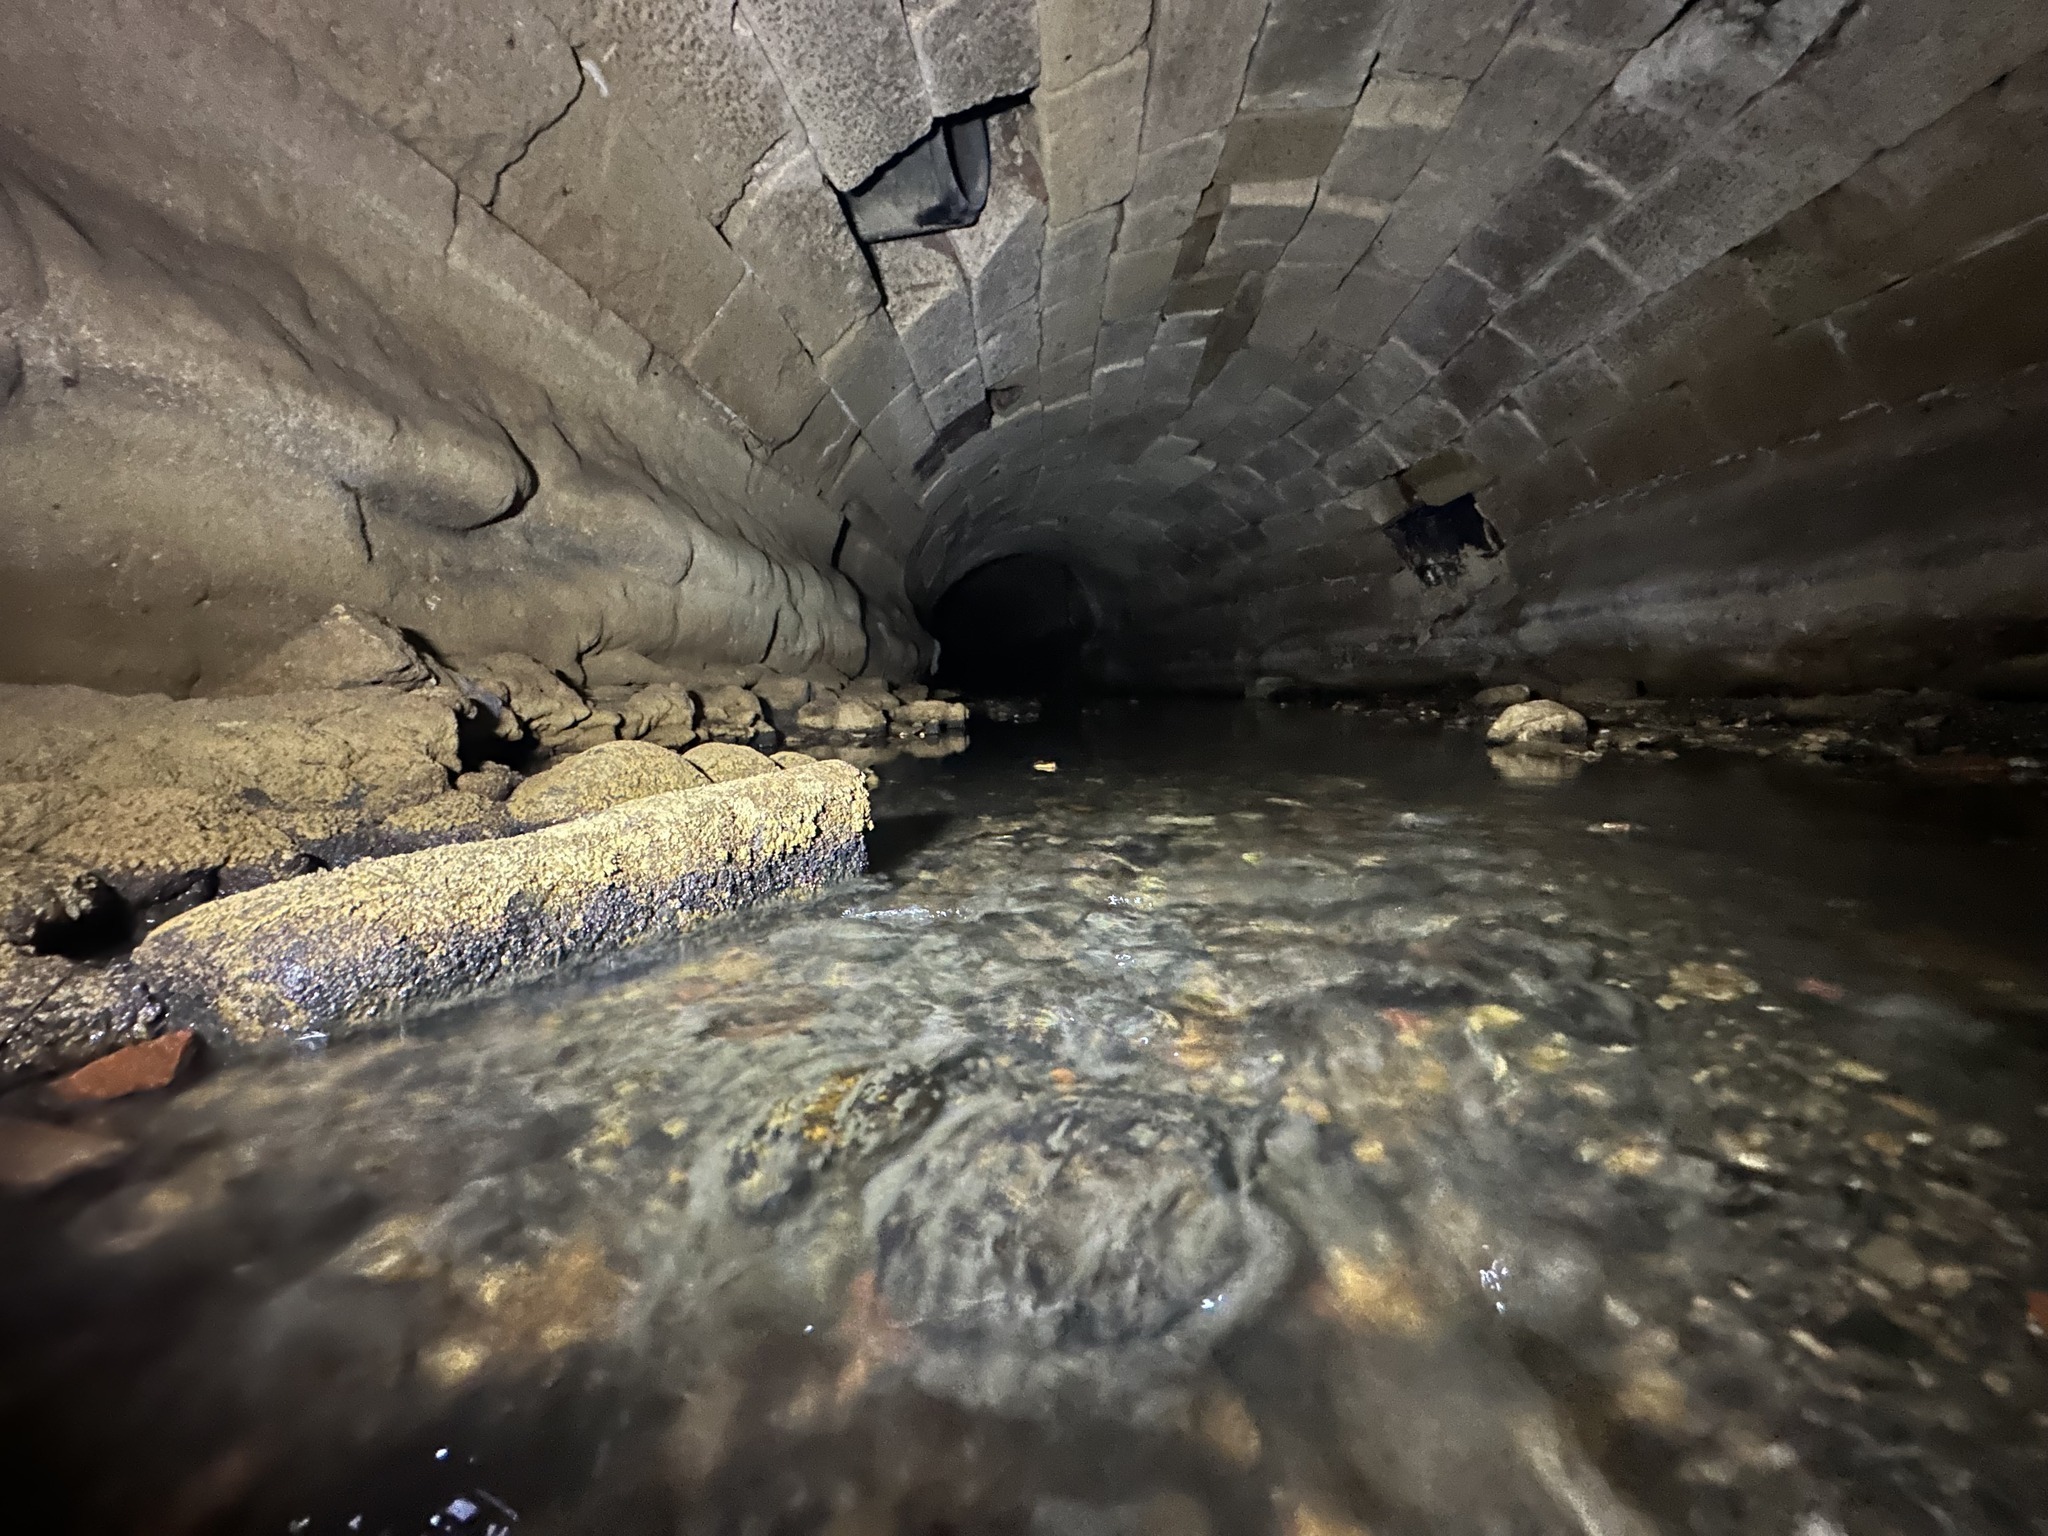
<box><xmin>9</xmin><ymin>5</ymin><xmax>2048</xmax><ymax>1531</ymax></box>
<box><xmin>926</xmin><ymin>552</ymin><xmax>1096</xmax><ymax>695</ymax></box>
<box><xmin>0</xmin><ymin>0</ymin><xmax>2042</xmax><ymax>702</ymax></box>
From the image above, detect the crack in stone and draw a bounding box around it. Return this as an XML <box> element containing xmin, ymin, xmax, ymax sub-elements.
<box><xmin>486</xmin><ymin>42</ymin><xmax>591</xmax><ymax>212</ymax></box>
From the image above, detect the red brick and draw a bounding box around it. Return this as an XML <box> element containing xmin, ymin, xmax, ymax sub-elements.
<box><xmin>48</xmin><ymin>1030</ymin><xmax>198</xmax><ymax>1104</ymax></box>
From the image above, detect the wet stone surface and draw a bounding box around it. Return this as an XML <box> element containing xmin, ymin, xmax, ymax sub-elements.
<box><xmin>1</xmin><ymin>701</ymin><xmax>2045</xmax><ymax>1535</ymax></box>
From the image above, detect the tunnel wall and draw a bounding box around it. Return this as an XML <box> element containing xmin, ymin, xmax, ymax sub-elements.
<box><xmin>3</xmin><ymin>1</ymin><xmax>2046</xmax><ymax>697</ymax></box>
<box><xmin>908</xmin><ymin>1</ymin><xmax>2048</xmax><ymax>696</ymax></box>
<box><xmin>0</xmin><ymin>0</ymin><xmax>1019</xmax><ymax>692</ymax></box>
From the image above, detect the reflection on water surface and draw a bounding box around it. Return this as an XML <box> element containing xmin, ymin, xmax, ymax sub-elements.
<box><xmin>3</xmin><ymin>702</ymin><xmax>2045</xmax><ymax>1536</ymax></box>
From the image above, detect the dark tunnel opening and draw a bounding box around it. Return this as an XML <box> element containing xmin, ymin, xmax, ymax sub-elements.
<box><xmin>926</xmin><ymin>554</ymin><xmax>1096</xmax><ymax>697</ymax></box>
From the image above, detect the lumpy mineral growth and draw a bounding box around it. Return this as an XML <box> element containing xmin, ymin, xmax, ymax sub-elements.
<box><xmin>1</xmin><ymin>701</ymin><xmax>2041</xmax><ymax>1536</ymax></box>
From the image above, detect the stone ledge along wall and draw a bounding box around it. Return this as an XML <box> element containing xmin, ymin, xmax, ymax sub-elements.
<box><xmin>1</xmin><ymin>1</ymin><xmax>2045</xmax><ymax>700</ymax></box>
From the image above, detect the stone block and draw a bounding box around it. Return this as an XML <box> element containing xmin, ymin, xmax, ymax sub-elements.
<box><xmin>1343</xmin><ymin>478</ymin><xmax>1413</xmax><ymax>526</ymax></box>
<box><xmin>1322</xmin><ymin>72</ymin><xmax>1470</xmax><ymax>203</ymax></box>
<box><xmin>1425</xmin><ymin>37</ymin><xmax>1629</xmax><ymax>206</ymax></box>
<box><xmin>772</xmin><ymin>391</ymin><xmax>860</xmax><ymax>492</ymax></box>
<box><xmin>1037</xmin><ymin>0</ymin><xmax>1150</xmax><ymax>91</ymax></box>
<box><xmin>1241</xmin><ymin>0</ymin><xmax>1384</xmax><ymax>113</ymax></box>
<box><xmin>1165</xmin><ymin>270</ymin><xmax>1241</xmax><ymax>314</ymax></box>
<box><xmin>1377</xmin><ymin>391</ymin><xmax>1466</xmax><ymax>463</ymax></box>
<box><xmin>1290</xmin><ymin>393</ymin><xmax>1369</xmax><ymax>458</ymax></box>
<box><xmin>1040</xmin><ymin>48</ymin><xmax>1148</xmax><ymax>226</ymax></box>
<box><xmin>228</xmin><ymin>0</ymin><xmax>580</xmax><ymax>204</ymax></box>
<box><xmin>1525</xmin><ymin>0</ymin><xmax>1689</xmax><ymax>51</ymax></box>
<box><xmin>1042</xmin><ymin>204</ymin><xmax>1121</xmax><ymax>291</ymax></box>
<box><xmin>875</xmin><ymin>238</ymin><xmax>981</xmax><ymax>395</ymax></box>
<box><xmin>1240</xmin><ymin>384</ymin><xmax>1316</xmax><ymax>440</ymax></box>
<box><xmin>1611</xmin><ymin>0</ymin><xmax>1852</xmax><ymax>136</ymax></box>
<box><xmin>1287</xmin><ymin>194</ymin><xmax>1389</xmax><ymax>267</ymax></box>
<box><xmin>1091</xmin><ymin>357</ymin><xmax>1148</xmax><ymax>420</ymax></box>
<box><xmin>1602</xmin><ymin>87</ymin><xmax>1866</xmax><ymax>292</ymax></box>
<box><xmin>138</xmin><ymin>761</ymin><xmax>869</xmax><ymax>1045</ymax></box>
<box><xmin>1042</xmin><ymin>336</ymin><xmax>1106</xmax><ymax>394</ymax></box>
<box><xmin>1461</xmin><ymin>402</ymin><xmax>1548</xmax><ymax>473</ymax></box>
<box><xmin>1214</xmin><ymin>110</ymin><xmax>1354</xmax><ymax>185</ymax></box>
<box><xmin>864</xmin><ymin>384</ymin><xmax>939</xmax><ymax>474</ymax></box>
<box><xmin>1381</xmin><ymin>0</ymin><xmax>1526</xmax><ymax>80</ymax></box>
<box><xmin>903</xmin><ymin>0</ymin><xmax>1039</xmax><ymax>116</ymax></box>
<box><xmin>1571</xmin><ymin>382</ymin><xmax>1731</xmax><ymax>490</ymax></box>
<box><xmin>1434</xmin><ymin>324</ymin><xmax>1539</xmax><ymax>419</ymax></box>
<box><xmin>819</xmin><ymin>308</ymin><xmax>918</xmax><ymax>427</ymax></box>
<box><xmin>1688</xmin><ymin>320</ymin><xmax>1870</xmax><ymax>447</ymax></box>
<box><xmin>1213</xmin><ymin>179</ymin><xmax>1319</xmax><ymax>250</ymax></box>
<box><xmin>1323</xmin><ymin>431</ymin><xmax>1403</xmax><ymax>489</ymax></box>
<box><xmin>1829</xmin><ymin>217</ymin><xmax>2048</xmax><ymax>399</ymax></box>
<box><xmin>926</xmin><ymin>356</ymin><xmax>988</xmax><ymax>427</ymax></box>
<box><xmin>577</xmin><ymin>0</ymin><xmax>800</xmax><ymax>218</ymax></box>
<box><xmin>1039</xmin><ymin>295</ymin><xmax>1104</xmax><ymax>358</ymax></box>
<box><xmin>1245</xmin><ymin>262</ymin><xmax>1347</xmax><ymax>351</ymax></box>
<box><xmin>1104</xmin><ymin>244</ymin><xmax>1180</xmax><ymax>321</ymax></box>
<box><xmin>1041</xmin><ymin>392</ymin><xmax>1094</xmax><ymax>438</ymax></box>
<box><xmin>736</xmin><ymin>0</ymin><xmax>931</xmax><ymax>189</ymax></box>
<box><xmin>1390</xmin><ymin>260</ymin><xmax>1496</xmax><ymax>367</ymax></box>
<box><xmin>1750</xmin><ymin>89</ymin><xmax>2048</xmax><ymax>328</ymax></box>
<box><xmin>1402</xmin><ymin>446</ymin><xmax>1491</xmax><ymax>502</ymax></box>
<box><xmin>1322</xmin><ymin>254</ymin><xmax>1419</xmax><ymax>349</ymax></box>
<box><xmin>1367</xmin><ymin>168</ymin><xmax>1500</xmax><ymax>279</ymax></box>
<box><xmin>1267</xmin><ymin>466</ymin><xmax>1337</xmax><ymax>515</ymax></box>
<box><xmin>1039</xmin><ymin>347</ymin><xmax>1097</xmax><ymax>400</ymax></box>
<box><xmin>1121</xmin><ymin>194</ymin><xmax>1203</xmax><ymax>253</ymax></box>
<box><xmin>828</xmin><ymin>438</ymin><xmax>899</xmax><ymax>518</ymax></box>
<box><xmin>684</xmin><ymin>276</ymin><xmax>826</xmax><ymax>445</ymax></box>
<box><xmin>719</xmin><ymin>134</ymin><xmax>880</xmax><ymax>356</ymax></box>
<box><xmin>1485</xmin><ymin>441</ymin><xmax>1597</xmax><ymax>533</ymax></box>
<box><xmin>1511</xmin><ymin>346</ymin><xmax>1630</xmax><ymax>442</ymax></box>
<box><xmin>1593</xmin><ymin>256</ymin><xmax>1773</xmax><ymax>393</ymax></box>
<box><xmin>1561</xmin><ymin>96</ymin><xmax>1696</xmax><ymax>189</ymax></box>
<box><xmin>1135</xmin><ymin>446</ymin><xmax>1211</xmax><ymax>487</ymax></box>
<box><xmin>1156</xmin><ymin>309</ymin><xmax>1220</xmax><ymax>349</ymax></box>
<box><xmin>1797</xmin><ymin>0</ymin><xmax>2048</xmax><ymax>156</ymax></box>
<box><xmin>1290</xmin><ymin>334</ymin><xmax>1367</xmax><ymax>405</ymax></box>
<box><xmin>1132</xmin><ymin>131</ymin><xmax>1228</xmax><ymax>205</ymax></box>
<box><xmin>492</xmin><ymin>100</ymin><xmax>744</xmax><ymax>361</ymax></box>
<box><xmin>1496</xmin><ymin>241</ymin><xmax>1641</xmax><ymax>363</ymax></box>
<box><xmin>1143</xmin><ymin>0</ymin><xmax>1271</xmax><ymax>150</ymax></box>
<box><xmin>949</xmin><ymin>177</ymin><xmax>1046</xmax><ymax>326</ymax></box>
<box><xmin>1338</xmin><ymin>338</ymin><xmax>1434</xmax><ymax>421</ymax></box>
<box><xmin>1097</xmin><ymin>316</ymin><xmax>1159</xmax><ymax>370</ymax></box>
<box><xmin>1244</xmin><ymin>434</ymin><xmax>1317</xmax><ymax>483</ymax></box>
<box><xmin>1458</xmin><ymin>152</ymin><xmax>1624</xmax><ymax>293</ymax></box>
<box><xmin>980</xmin><ymin>303</ymin><xmax>1040</xmax><ymax>387</ymax></box>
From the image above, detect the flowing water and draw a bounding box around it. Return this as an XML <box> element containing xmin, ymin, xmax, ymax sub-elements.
<box><xmin>4</xmin><ymin>701</ymin><xmax>2046</xmax><ymax>1536</ymax></box>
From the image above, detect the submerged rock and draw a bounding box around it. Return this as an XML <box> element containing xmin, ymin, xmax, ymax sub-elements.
<box><xmin>0</xmin><ymin>944</ymin><xmax>158</xmax><ymax>1085</ymax></box>
<box><xmin>132</xmin><ymin>760</ymin><xmax>870</xmax><ymax>1049</ymax></box>
<box><xmin>865</xmin><ymin>1089</ymin><xmax>1293</xmax><ymax>1418</ymax></box>
<box><xmin>0</xmin><ymin>1116</ymin><xmax>128</xmax><ymax>1193</ymax></box>
<box><xmin>724</xmin><ymin>1062</ymin><xmax>944</xmax><ymax>1221</ymax></box>
<box><xmin>1486</xmin><ymin>700</ymin><xmax>1589</xmax><ymax>748</ymax></box>
<box><xmin>507</xmin><ymin>740</ymin><xmax>707</xmax><ymax>825</ymax></box>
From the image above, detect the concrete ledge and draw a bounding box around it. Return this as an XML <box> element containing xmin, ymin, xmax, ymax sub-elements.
<box><xmin>134</xmin><ymin>761</ymin><xmax>870</xmax><ymax>1048</ymax></box>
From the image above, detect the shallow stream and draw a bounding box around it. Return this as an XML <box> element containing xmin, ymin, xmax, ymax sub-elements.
<box><xmin>4</xmin><ymin>702</ymin><xmax>2046</xmax><ymax>1536</ymax></box>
